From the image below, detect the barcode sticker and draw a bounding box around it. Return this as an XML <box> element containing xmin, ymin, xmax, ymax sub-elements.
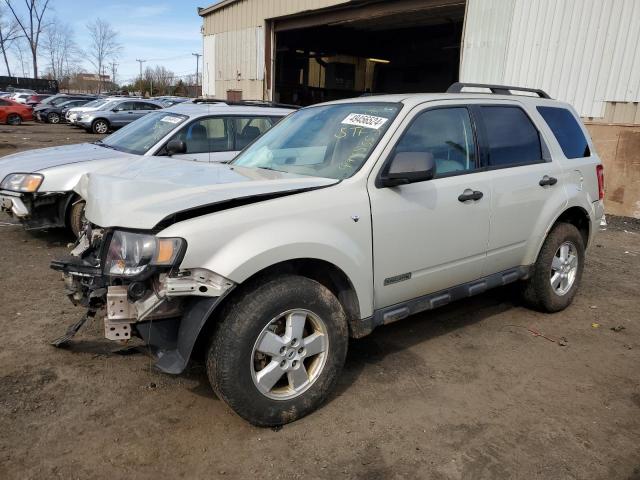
<box><xmin>341</xmin><ymin>113</ymin><xmax>388</xmax><ymax>130</ymax></box>
<box><xmin>161</xmin><ymin>115</ymin><xmax>183</xmax><ymax>124</ymax></box>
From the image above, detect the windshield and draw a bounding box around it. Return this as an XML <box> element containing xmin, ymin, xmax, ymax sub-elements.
<box><xmin>100</xmin><ymin>111</ymin><xmax>188</xmax><ymax>155</ymax></box>
<box><xmin>40</xmin><ymin>96</ymin><xmax>56</xmax><ymax>105</ymax></box>
<box><xmin>82</xmin><ymin>99</ymin><xmax>108</xmax><ymax>109</ymax></box>
<box><xmin>231</xmin><ymin>102</ymin><xmax>401</xmax><ymax>179</ymax></box>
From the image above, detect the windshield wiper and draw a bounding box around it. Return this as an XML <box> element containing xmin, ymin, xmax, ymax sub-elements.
<box><xmin>257</xmin><ymin>166</ymin><xmax>285</xmax><ymax>173</ymax></box>
<box><xmin>92</xmin><ymin>140</ymin><xmax>117</xmax><ymax>150</ymax></box>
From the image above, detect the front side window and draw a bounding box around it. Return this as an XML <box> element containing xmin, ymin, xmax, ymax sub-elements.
<box><xmin>481</xmin><ymin>106</ymin><xmax>542</xmax><ymax>167</ymax></box>
<box><xmin>393</xmin><ymin>107</ymin><xmax>477</xmax><ymax>176</ymax></box>
<box><xmin>231</xmin><ymin>103</ymin><xmax>401</xmax><ymax>179</ymax></box>
<box><xmin>172</xmin><ymin>117</ymin><xmax>231</xmax><ymax>154</ymax></box>
<box><xmin>100</xmin><ymin>112</ymin><xmax>187</xmax><ymax>155</ymax></box>
<box><xmin>537</xmin><ymin>106</ymin><xmax>590</xmax><ymax>159</ymax></box>
<box><xmin>231</xmin><ymin>116</ymin><xmax>276</xmax><ymax>150</ymax></box>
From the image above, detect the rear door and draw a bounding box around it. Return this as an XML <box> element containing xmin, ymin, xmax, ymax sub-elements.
<box><xmin>477</xmin><ymin>103</ymin><xmax>567</xmax><ymax>273</ymax></box>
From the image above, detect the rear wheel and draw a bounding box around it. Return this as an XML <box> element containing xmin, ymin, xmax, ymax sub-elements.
<box><xmin>521</xmin><ymin>223</ymin><xmax>585</xmax><ymax>312</ymax></box>
<box><xmin>47</xmin><ymin>112</ymin><xmax>61</xmax><ymax>124</ymax></box>
<box><xmin>91</xmin><ymin>119</ymin><xmax>109</xmax><ymax>134</ymax></box>
<box><xmin>7</xmin><ymin>114</ymin><xmax>21</xmax><ymax>125</ymax></box>
<box><xmin>68</xmin><ymin>200</ymin><xmax>86</xmax><ymax>238</ymax></box>
<box><xmin>206</xmin><ymin>275</ymin><xmax>349</xmax><ymax>426</ymax></box>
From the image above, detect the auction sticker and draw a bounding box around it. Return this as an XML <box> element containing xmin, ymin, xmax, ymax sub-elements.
<box><xmin>341</xmin><ymin>113</ymin><xmax>388</xmax><ymax>130</ymax></box>
<box><xmin>161</xmin><ymin>115</ymin><xmax>183</xmax><ymax>124</ymax></box>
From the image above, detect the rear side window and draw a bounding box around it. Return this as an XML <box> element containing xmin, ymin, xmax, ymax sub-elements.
<box><xmin>537</xmin><ymin>106</ymin><xmax>590</xmax><ymax>158</ymax></box>
<box><xmin>231</xmin><ymin>117</ymin><xmax>275</xmax><ymax>150</ymax></box>
<box><xmin>481</xmin><ymin>106</ymin><xmax>542</xmax><ymax>167</ymax></box>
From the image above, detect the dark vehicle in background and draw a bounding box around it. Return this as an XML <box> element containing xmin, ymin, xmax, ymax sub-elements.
<box><xmin>26</xmin><ymin>94</ymin><xmax>53</xmax><ymax>108</ymax></box>
<box><xmin>36</xmin><ymin>99</ymin><xmax>96</xmax><ymax>124</ymax></box>
<box><xmin>0</xmin><ymin>98</ymin><xmax>33</xmax><ymax>125</ymax></box>
<box><xmin>153</xmin><ymin>96</ymin><xmax>191</xmax><ymax>107</ymax></box>
<box><xmin>0</xmin><ymin>76</ymin><xmax>58</xmax><ymax>94</ymax></box>
<box><xmin>33</xmin><ymin>95</ymin><xmax>99</xmax><ymax>119</ymax></box>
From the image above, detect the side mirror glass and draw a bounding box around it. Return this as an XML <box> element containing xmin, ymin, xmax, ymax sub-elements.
<box><xmin>379</xmin><ymin>152</ymin><xmax>436</xmax><ymax>187</ymax></box>
<box><xmin>166</xmin><ymin>138</ymin><xmax>187</xmax><ymax>156</ymax></box>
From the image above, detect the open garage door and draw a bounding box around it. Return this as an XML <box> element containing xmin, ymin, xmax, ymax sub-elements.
<box><xmin>271</xmin><ymin>0</ymin><xmax>466</xmax><ymax>105</ymax></box>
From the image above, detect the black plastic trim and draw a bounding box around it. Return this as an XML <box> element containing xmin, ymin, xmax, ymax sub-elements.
<box><xmin>447</xmin><ymin>82</ymin><xmax>551</xmax><ymax>99</ymax></box>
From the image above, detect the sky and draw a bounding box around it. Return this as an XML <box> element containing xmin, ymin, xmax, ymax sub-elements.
<box><xmin>3</xmin><ymin>0</ymin><xmax>220</xmax><ymax>84</ymax></box>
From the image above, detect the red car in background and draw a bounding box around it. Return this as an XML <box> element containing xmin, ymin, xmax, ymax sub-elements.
<box><xmin>0</xmin><ymin>98</ymin><xmax>33</xmax><ymax>125</ymax></box>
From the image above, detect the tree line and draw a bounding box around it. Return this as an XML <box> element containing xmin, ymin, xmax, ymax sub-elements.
<box><xmin>0</xmin><ymin>0</ymin><xmax>190</xmax><ymax>96</ymax></box>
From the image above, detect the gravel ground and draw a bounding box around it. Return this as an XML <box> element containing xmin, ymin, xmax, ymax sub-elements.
<box><xmin>0</xmin><ymin>123</ymin><xmax>639</xmax><ymax>479</ymax></box>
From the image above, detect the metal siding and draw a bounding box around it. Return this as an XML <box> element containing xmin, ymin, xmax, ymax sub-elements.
<box><xmin>462</xmin><ymin>0</ymin><xmax>640</xmax><ymax>119</ymax></box>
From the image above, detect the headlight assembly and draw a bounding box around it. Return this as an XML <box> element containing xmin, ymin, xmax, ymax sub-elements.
<box><xmin>0</xmin><ymin>173</ymin><xmax>43</xmax><ymax>192</ymax></box>
<box><xmin>105</xmin><ymin>230</ymin><xmax>185</xmax><ymax>276</ymax></box>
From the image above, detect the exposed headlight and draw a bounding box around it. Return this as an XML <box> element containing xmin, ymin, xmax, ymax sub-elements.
<box><xmin>0</xmin><ymin>173</ymin><xmax>43</xmax><ymax>192</ymax></box>
<box><xmin>105</xmin><ymin>230</ymin><xmax>185</xmax><ymax>276</ymax></box>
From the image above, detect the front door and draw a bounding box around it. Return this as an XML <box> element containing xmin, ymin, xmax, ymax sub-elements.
<box><xmin>369</xmin><ymin>105</ymin><xmax>492</xmax><ymax>309</ymax></box>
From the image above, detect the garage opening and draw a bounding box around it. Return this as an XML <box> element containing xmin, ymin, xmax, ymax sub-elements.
<box><xmin>272</xmin><ymin>1</ymin><xmax>466</xmax><ymax>106</ymax></box>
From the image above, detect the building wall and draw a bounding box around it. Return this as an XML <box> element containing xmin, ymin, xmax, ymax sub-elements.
<box><xmin>461</xmin><ymin>0</ymin><xmax>640</xmax><ymax>121</ymax></box>
<box><xmin>201</xmin><ymin>0</ymin><xmax>350</xmax><ymax>98</ymax></box>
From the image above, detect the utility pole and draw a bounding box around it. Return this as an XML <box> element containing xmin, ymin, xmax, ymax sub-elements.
<box><xmin>135</xmin><ymin>59</ymin><xmax>146</xmax><ymax>94</ymax></box>
<box><xmin>192</xmin><ymin>52</ymin><xmax>202</xmax><ymax>96</ymax></box>
<box><xmin>110</xmin><ymin>62</ymin><xmax>118</xmax><ymax>87</ymax></box>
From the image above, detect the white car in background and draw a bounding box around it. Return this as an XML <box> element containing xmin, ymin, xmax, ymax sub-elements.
<box><xmin>0</xmin><ymin>101</ymin><xmax>294</xmax><ymax>236</ymax></box>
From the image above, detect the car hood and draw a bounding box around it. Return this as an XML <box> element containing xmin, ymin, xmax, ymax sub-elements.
<box><xmin>77</xmin><ymin>158</ymin><xmax>339</xmax><ymax>230</ymax></box>
<box><xmin>0</xmin><ymin>143</ymin><xmax>135</xmax><ymax>180</ymax></box>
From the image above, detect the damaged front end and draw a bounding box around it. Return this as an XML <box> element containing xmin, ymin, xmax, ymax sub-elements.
<box><xmin>50</xmin><ymin>225</ymin><xmax>235</xmax><ymax>374</ymax></box>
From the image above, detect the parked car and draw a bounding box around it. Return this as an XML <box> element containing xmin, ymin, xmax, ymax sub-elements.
<box><xmin>153</xmin><ymin>96</ymin><xmax>191</xmax><ymax>107</ymax></box>
<box><xmin>66</xmin><ymin>98</ymin><xmax>117</xmax><ymax>125</ymax></box>
<box><xmin>0</xmin><ymin>98</ymin><xmax>33</xmax><ymax>125</ymax></box>
<box><xmin>33</xmin><ymin>94</ymin><xmax>99</xmax><ymax>118</ymax></box>
<box><xmin>0</xmin><ymin>102</ymin><xmax>293</xmax><ymax>236</ymax></box>
<box><xmin>36</xmin><ymin>99</ymin><xmax>95</xmax><ymax>124</ymax></box>
<box><xmin>25</xmin><ymin>94</ymin><xmax>53</xmax><ymax>108</ymax></box>
<box><xmin>10</xmin><ymin>93</ymin><xmax>32</xmax><ymax>104</ymax></box>
<box><xmin>75</xmin><ymin>98</ymin><xmax>165</xmax><ymax>134</ymax></box>
<box><xmin>51</xmin><ymin>83</ymin><xmax>604</xmax><ymax>426</ymax></box>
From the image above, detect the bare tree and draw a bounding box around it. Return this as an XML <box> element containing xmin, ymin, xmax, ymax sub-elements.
<box><xmin>0</xmin><ymin>6</ymin><xmax>20</xmax><ymax>76</ymax></box>
<box><xmin>42</xmin><ymin>18</ymin><xmax>80</xmax><ymax>80</ymax></box>
<box><xmin>86</xmin><ymin>18</ymin><xmax>121</xmax><ymax>93</ymax></box>
<box><xmin>3</xmin><ymin>0</ymin><xmax>51</xmax><ymax>78</ymax></box>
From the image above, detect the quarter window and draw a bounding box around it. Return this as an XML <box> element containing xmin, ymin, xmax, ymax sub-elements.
<box><xmin>537</xmin><ymin>106</ymin><xmax>590</xmax><ymax>158</ymax></box>
<box><xmin>231</xmin><ymin>117</ymin><xmax>275</xmax><ymax>150</ymax></box>
<box><xmin>481</xmin><ymin>106</ymin><xmax>542</xmax><ymax>167</ymax></box>
<box><xmin>394</xmin><ymin>107</ymin><xmax>477</xmax><ymax>176</ymax></box>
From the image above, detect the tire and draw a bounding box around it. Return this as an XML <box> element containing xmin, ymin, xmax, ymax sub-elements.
<box><xmin>91</xmin><ymin>119</ymin><xmax>109</xmax><ymax>134</ymax></box>
<box><xmin>521</xmin><ymin>223</ymin><xmax>585</xmax><ymax>312</ymax></box>
<box><xmin>206</xmin><ymin>274</ymin><xmax>349</xmax><ymax>426</ymax></box>
<box><xmin>47</xmin><ymin>112</ymin><xmax>61</xmax><ymax>124</ymax></box>
<box><xmin>68</xmin><ymin>200</ymin><xmax>86</xmax><ymax>238</ymax></box>
<box><xmin>7</xmin><ymin>114</ymin><xmax>21</xmax><ymax>126</ymax></box>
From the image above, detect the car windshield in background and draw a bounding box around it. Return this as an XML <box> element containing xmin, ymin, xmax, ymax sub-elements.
<box><xmin>83</xmin><ymin>99</ymin><xmax>109</xmax><ymax>109</ymax></box>
<box><xmin>99</xmin><ymin>111</ymin><xmax>187</xmax><ymax>155</ymax></box>
<box><xmin>231</xmin><ymin>102</ymin><xmax>401</xmax><ymax>179</ymax></box>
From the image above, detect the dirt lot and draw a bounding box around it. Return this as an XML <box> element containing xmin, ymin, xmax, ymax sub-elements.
<box><xmin>0</xmin><ymin>123</ymin><xmax>639</xmax><ymax>479</ymax></box>
<box><xmin>0</xmin><ymin>121</ymin><xmax>106</xmax><ymax>156</ymax></box>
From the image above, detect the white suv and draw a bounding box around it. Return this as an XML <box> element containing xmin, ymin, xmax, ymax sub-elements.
<box><xmin>52</xmin><ymin>83</ymin><xmax>605</xmax><ymax>426</ymax></box>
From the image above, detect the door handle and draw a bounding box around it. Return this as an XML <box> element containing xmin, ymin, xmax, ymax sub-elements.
<box><xmin>539</xmin><ymin>175</ymin><xmax>558</xmax><ymax>186</ymax></box>
<box><xmin>458</xmin><ymin>188</ymin><xmax>484</xmax><ymax>202</ymax></box>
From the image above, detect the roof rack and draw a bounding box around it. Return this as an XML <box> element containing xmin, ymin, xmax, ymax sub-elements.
<box><xmin>191</xmin><ymin>98</ymin><xmax>300</xmax><ymax>109</ymax></box>
<box><xmin>446</xmin><ymin>82</ymin><xmax>551</xmax><ymax>99</ymax></box>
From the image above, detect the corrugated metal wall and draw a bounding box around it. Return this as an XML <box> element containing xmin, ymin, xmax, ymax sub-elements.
<box><xmin>461</xmin><ymin>0</ymin><xmax>640</xmax><ymax>121</ymax></box>
<box><xmin>201</xmin><ymin>0</ymin><xmax>350</xmax><ymax>97</ymax></box>
<box><xmin>202</xmin><ymin>0</ymin><xmax>349</xmax><ymax>34</ymax></box>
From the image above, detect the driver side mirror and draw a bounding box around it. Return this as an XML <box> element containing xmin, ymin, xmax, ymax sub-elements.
<box><xmin>166</xmin><ymin>138</ymin><xmax>187</xmax><ymax>156</ymax></box>
<box><xmin>378</xmin><ymin>152</ymin><xmax>436</xmax><ymax>188</ymax></box>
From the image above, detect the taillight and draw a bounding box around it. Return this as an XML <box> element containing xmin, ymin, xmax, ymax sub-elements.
<box><xmin>596</xmin><ymin>164</ymin><xmax>605</xmax><ymax>200</ymax></box>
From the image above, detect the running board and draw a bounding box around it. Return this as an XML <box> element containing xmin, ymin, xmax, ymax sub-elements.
<box><xmin>375</xmin><ymin>266</ymin><xmax>531</xmax><ymax>327</ymax></box>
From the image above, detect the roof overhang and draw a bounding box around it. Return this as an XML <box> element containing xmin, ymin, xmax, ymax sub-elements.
<box><xmin>198</xmin><ymin>0</ymin><xmax>241</xmax><ymax>17</ymax></box>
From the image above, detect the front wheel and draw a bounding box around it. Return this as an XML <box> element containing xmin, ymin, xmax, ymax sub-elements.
<box><xmin>91</xmin><ymin>119</ymin><xmax>109</xmax><ymax>134</ymax></box>
<box><xmin>47</xmin><ymin>112</ymin><xmax>61</xmax><ymax>124</ymax></box>
<box><xmin>206</xmin><ymin>275</ymin><xmax>349</xmax><ymax>426</ymax></box>
<box><xmin>521</xmin><ymin>223</ymin><xmax>585</xmax><ymax>312</ymax></box>
<box><xmin>68</xmin><ymin>200</ymin><xmax>86</xmax><ymax>238</ymax></box>
<box><xmin>7</xmin><ymin>114</ymin><xmax>21</xmax><ymax>125</ymax></box>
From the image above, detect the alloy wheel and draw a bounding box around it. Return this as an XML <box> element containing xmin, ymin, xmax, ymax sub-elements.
<box><xmin>550</xmin><ymin>241</ymin><xmax>578</xmax><ymax>296</ymax></box>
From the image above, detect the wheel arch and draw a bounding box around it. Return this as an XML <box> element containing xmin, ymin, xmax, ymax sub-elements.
<box><xmin>532</xmin><ymin>205</ymin><xmax>591</xmax><ymax>264</ymax></box>
<box><xmin>191</xmin><ymin>258</ymin><xmax>363</xmax><ymax>362</ymax></box>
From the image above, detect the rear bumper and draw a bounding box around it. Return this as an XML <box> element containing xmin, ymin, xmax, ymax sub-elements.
<box><xmin>589</xmin><ymin>199</ymin><xmax>605</xmax><ymax>247</ymax></box>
